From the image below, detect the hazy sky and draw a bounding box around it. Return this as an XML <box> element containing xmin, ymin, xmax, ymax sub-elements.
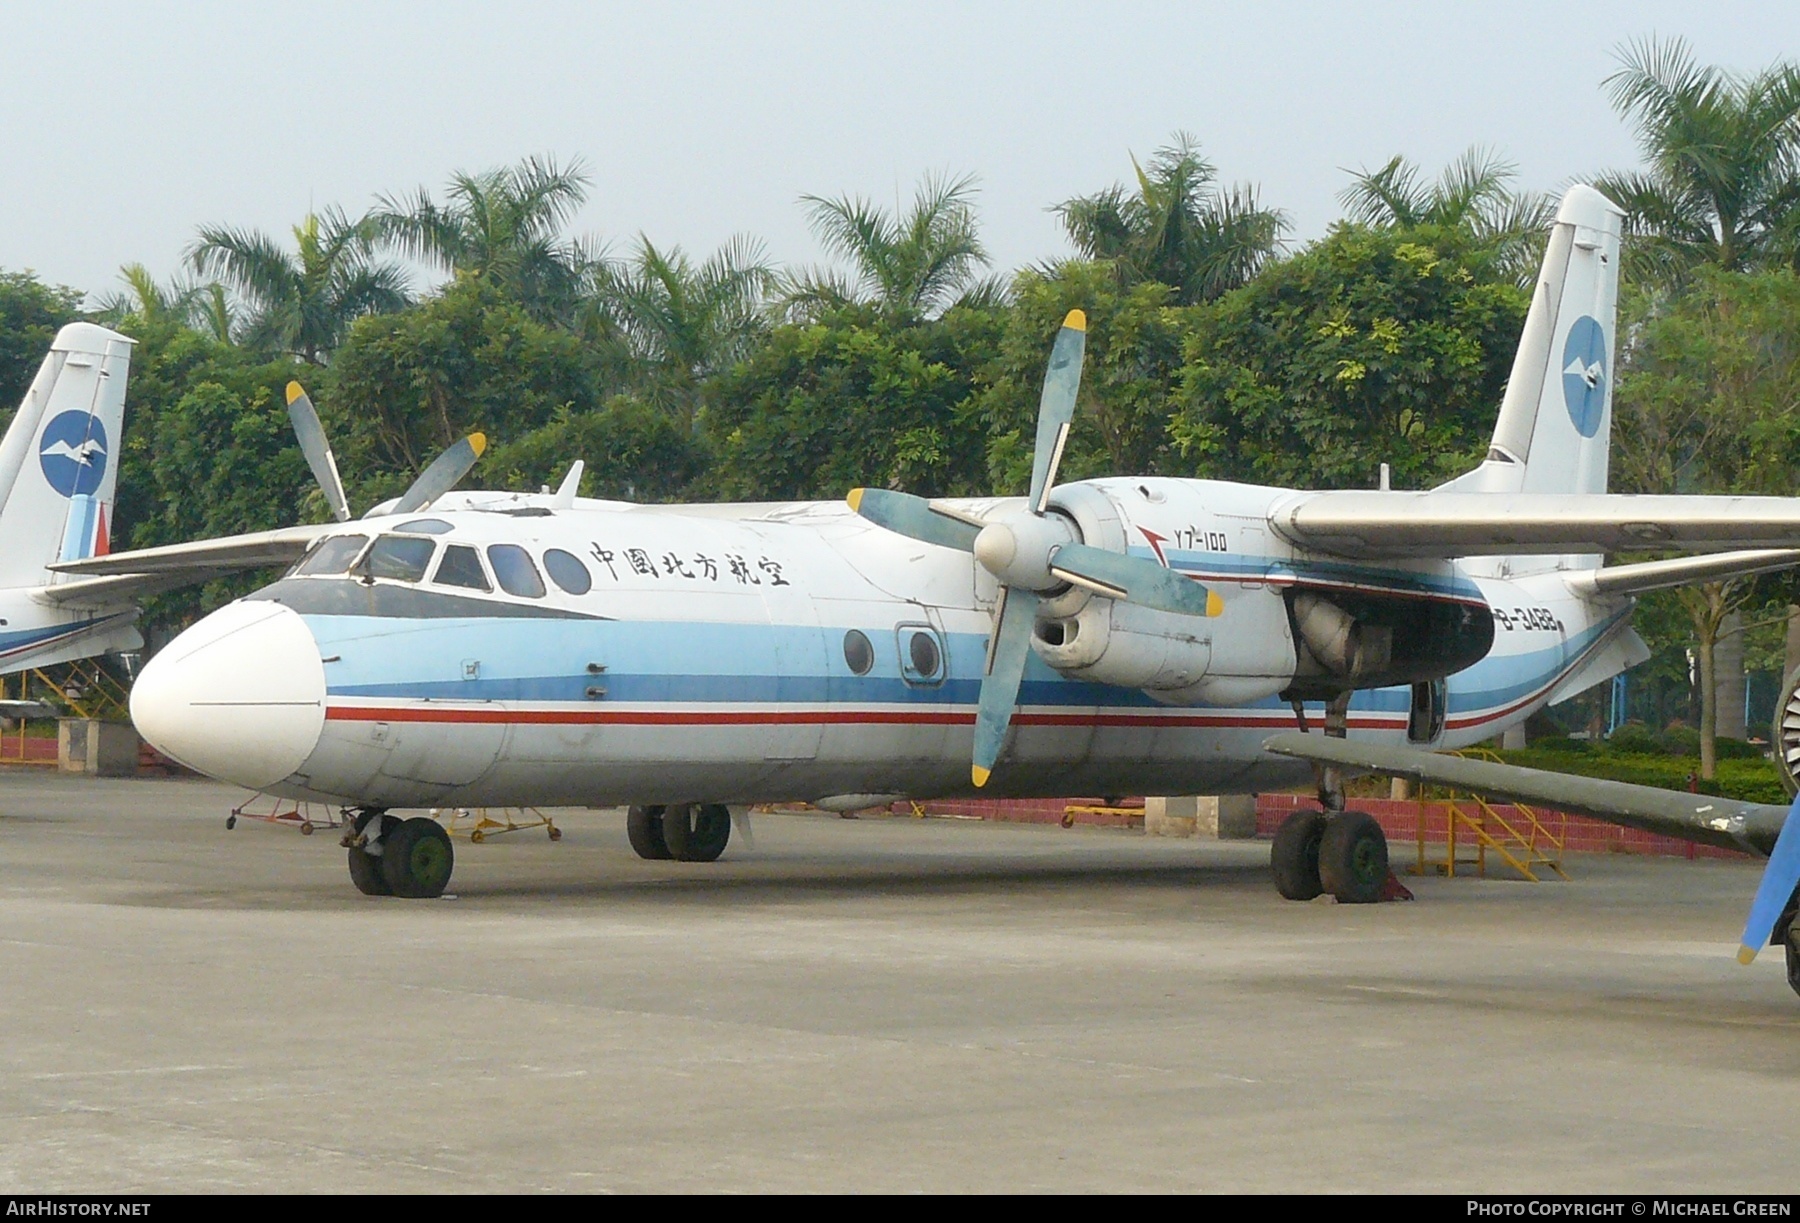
<box><xmin>1</xmin><ymin>1</ymin><xmax>1793</xmax><ymax>301</ymax></box>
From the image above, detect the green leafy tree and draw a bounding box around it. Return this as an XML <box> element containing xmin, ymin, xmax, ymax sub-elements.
<box><xmin>1055</xmin><ymin>132</ymin><xmax>1286</xmax><ymax>305</ymax></box>
<box><xmin>484</xmin><ymin>397</ymin><xmax>711</xmax><ymax>504</ymax></box>
<box><xmin>703</xmin><ymin>303</ymin><xmax>1002</xmax><ymax>500</ymax></box>
<box><xmin>322</xmin><ymin>278</ymin><xmax>605</xmax><ymax>502</ymax></box>
<box><xmin>1612</xmin><ymin>268</ymin><xmax>1800</xmax><ymax>775</ymax></box>
<box><xmin>599</xmin><ymin>235</ymin><xmax>776</xmax><ymax>427</ymax></box>
<box><xmin>1171</xmin><ymin>224</ymin><xmax>1528</xmax><ymax>491</ymax></box>
<box><xmin>1597</xmin><ymin>37</ymin><xmax>1800</xmax><ymax>282</ymax></box>
<box><xmin>0</xmin><ymin>270</ymin><xmax>84</xmax><ymax>434</ymax></box>
<box><xmin>373</xmin><ymin>155</ymin><xmax>600</xmax><ymax>321</ymax></box>
<box><xmin>977</xmin><ymin>260</ymin><xmax>1194</xmax><ymax>490</ymax></box>
<box><xmin>187</xmin><ymin>208</ymin><xmax>410</xmax><ymax>363</ymax></box>
<box><xmin>785</xmin><ymin>172</ymin><xmax>992</xmax><ymax>321</ymax></box>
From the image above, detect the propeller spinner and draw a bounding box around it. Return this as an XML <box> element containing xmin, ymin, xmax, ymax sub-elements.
<box><xmin>848</xmin><ymin>309</ymin><xmax>1220</xmax><ymax>787</ymax></box>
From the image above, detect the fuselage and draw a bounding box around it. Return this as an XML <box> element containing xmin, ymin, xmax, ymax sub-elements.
<box><xmin>129</xmin><ymin>477</ymin><xmax>1633</xmax><ymax>809</ymax></box>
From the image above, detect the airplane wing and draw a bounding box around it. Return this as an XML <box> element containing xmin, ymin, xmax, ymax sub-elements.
<box><xmin>1261</xmin><ymin>731</ymin><xmax>1786</xmax><ymax>856</ymax></box>
<box><xmin>46</xmin><ymin>524</ymin><xmax>333</xmax><ymax>578</ymax></box>
<box><xmin>1272</xmin><ymin>492</ymin><xmax>1800</xmax><ymax>559</ymax></box>
<box><xmin>33</xmin><ymin>570</ymin><xmax>245</xmax><ymax>608</ymax></box>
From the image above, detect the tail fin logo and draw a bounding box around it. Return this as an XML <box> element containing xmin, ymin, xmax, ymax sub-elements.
<box><xmin>1561</xmin><ymin>316</ymin><xmax>1608</xmax><ymax>438</ymax></box>
<box><xmin>37</xmin><ymin>411</ymin><xmax>109</xmax><ymax>497</ymax></box>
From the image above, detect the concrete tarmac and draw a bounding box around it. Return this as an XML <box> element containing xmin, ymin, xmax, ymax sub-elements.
<box><xmin>1</xmin><ymin>769</ymin><xmax>1797</xmax><ymax>1194</ymax></box>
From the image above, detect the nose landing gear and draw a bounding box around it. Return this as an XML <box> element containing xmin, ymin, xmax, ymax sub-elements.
<box><xmin>343</xmin><ymin>809</ymin><xmax>455</xmax><ymax>898</ymax></box>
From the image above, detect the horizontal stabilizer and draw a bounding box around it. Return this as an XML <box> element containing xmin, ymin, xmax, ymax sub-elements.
<box><xmin>1261</xmin><ymin>731</ymin><xmax>1785</xmax><ymax>856</ymax></box>
<box><xmin>1274</xmin><ymin>492</ymin><xmax>1800</xmax><ymax>559</ymax></box>
<box><xmin>48</xmin><ymin>523</ymin><xmax>333</xmax><ymax>577</ymax></box>
<box><xmin>0</xmin><ymin>699</ymin><xmax>56</xmax><ymax>720</ymax></box>
<box><xmin>1567</xmin><ymin>549</ymin><xmax>1800</xmax><ymax>597</ymax></box>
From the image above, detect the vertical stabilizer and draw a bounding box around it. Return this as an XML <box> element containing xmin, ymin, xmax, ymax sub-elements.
<box><xmin>0</xmin><ymin>323</ymin><xmax>134</xmax><ymax>590</ymax></box>
<box><xmin>1436</xmin><ymin>184</ymin><xmax>1623</xmax><ymax>570</ymax></box>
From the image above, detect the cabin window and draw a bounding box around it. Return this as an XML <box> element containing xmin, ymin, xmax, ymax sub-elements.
<box><xmin>843</xmin><ymin>630</ymin><xmax>874</xmax><ymax>676</ymax></box>
<box><xmin>487</xmin><ymin>544</ymin><xmax>546</xmax><ymax>598</ymax></box>
<box><xmin>393</xmin><ymin>518</ymin><xmax>455</xmax><ymax>535</ymax></box>
<box><xmin>432</xmin><ymin>544</ymin><xmax>491</xmax><ymax>592</ymax></box>
<box><xmin>358</xmin><ymin>535</ymin><xmax>436</xmax><ymax>583</ymax></box>
<box><xmin>896</xmin><ymin>623</ymin><xmax>946</xmax><ymax>686</ymax></box>
<box><xmin>293</xmin><ymin>534</ymin><xmax>368</xmax><ymax>576</ymax></box>
<box><xmin>543</xmin><ymin>549</ymin><xmax>592</xmax><ymax>595</ymax></box>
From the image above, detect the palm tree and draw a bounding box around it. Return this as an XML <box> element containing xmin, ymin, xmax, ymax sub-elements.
<box><xmin>785</xmin><ymin>172</ymin><xmax>990</xmax><ymax>321</ymax></box>
<box><xmin>93</xmin><ymin>264</ymin><xmax>236</xmax><ymax>342</ymax></box>
<box><xmin>600</xmin><ymin>234</ymin><xmax>776</xmax><ymax>426</ymax></box>
<box><xmin>1056</xmin><ymin>132</ymin><xmax>1286</xmax><ymax>305</ymax></box>
<box><xmin>187</xmin><ymin>208</ymin><xmax>410</xmax><ymax>363</ymax></box>
<box><xmin>1338</xmin><ymin>147</ymin><xmax>1554</xmax><ymax>283</ymax></box>
<box><xmin>1597</xmin><ymin>37</ymin><xmax>1800</xmax><ymax>281</ymax></box>
<box><xmin>372</xmin><ymin>155</ymin><xmax>601</xmax><ymax>319</ymax></box>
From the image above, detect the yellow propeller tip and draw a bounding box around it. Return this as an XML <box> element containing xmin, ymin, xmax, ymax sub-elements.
<box><xmin>1063</xmin><ymin>309</ymin><xmax>1087</xmax><ymax>332</ymax></box>
<box><xmin>468</xmin><ymin>433</ymin><xmax>487</xmax><ymax>457</ymax></box>
<box><xmin>847</xmin><ymin>488</ymin><xmax>865</xmax><ymax>512</ymax></box>
<box><xmin>285</xmin><ymin>381</ymin><xmax>305</xmax><ymax>403</ymax></box>
<box><xmin>1206</xmin><ymin>590</ymin><xmax>1224</xmax><ymax>617</ymax></box>
<box><xmin>971</xmin><ymin>765</ymin><xmax>991</xmax><ymax>788</ymax></box>
<box><xmin>1738</xmin><ymin>945</ymin><xmax>1759</xmax><ymax>965</ymax></box>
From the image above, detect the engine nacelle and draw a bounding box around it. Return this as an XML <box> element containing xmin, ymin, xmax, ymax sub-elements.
<box><xmin>1031</xmin><ymin>583</ymin><xmax>1297</xmax><ymax>706</ymax></box>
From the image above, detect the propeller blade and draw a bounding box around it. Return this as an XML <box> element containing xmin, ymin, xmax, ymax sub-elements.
<box><xmin>1738</xmin><ymin>792</ymin><xmax>1800</xmax><ymax>963</ymax></box>
<box><xmin>1028</xmin><ymin>310</ymin><xmax>1087</xmax><ymax>515</ymax></box>
<box><xmin>972</xmin><ymin>585</ymin><xmax>1040</xmax><ymax>787</ymax></box>
<box><xmin>1049</xmin><ymin>542</ymin><xmax>1223</xmax><ymax>618</ymax></box>
<box><xmin>848</xmin><ymin>488</ymin><xmax>981</xmax><ymax>552</ymax></box>
<box><xmin>284</xmin><ymin>382</ymin><xmax>351</xmax><ymax>523</ymax></box>
<box><xmin>392</xmin><ymin>434</ymin><xmax>487</xmax><ymax>516</ymax></box>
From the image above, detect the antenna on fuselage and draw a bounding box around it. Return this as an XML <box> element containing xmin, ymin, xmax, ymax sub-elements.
<box><xmin>551</xmin><ymin>460</ymin><xmax>584</xmax><ymax>510</ymax></box>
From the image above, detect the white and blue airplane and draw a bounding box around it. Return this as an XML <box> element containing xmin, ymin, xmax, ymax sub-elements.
<box><xmin>0</xmin><ymin>322</ymin><xmax>153</xmax><ymax>717</ymax></box>
<box><xmin>61</xmin><ymin>185</ymin><xmax>1800</xmax><ymax>997</ymax></box>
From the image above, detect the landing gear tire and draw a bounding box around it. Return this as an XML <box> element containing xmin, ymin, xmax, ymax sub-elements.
<box><xmin>662</xmin><ymin>803</ymin><xmax>731</xmax><ymax>863</ymax></box>
<box><xmin>1319</xmin><ymin>810</ymin><xmax>1389</xmax><ymax>905</ymax></box>
<box><xmin>1271</xmin><ymin>810</ymin><xmax>1327</xmax><ymax>901</ymax></box>
<box><xmin>348</xmin><ymin>810</ymin><xmax>397</xmax><ymax>897</ymax></box>
<box><xmin>380</xmin><ymin>816</ymin><xmax>455</xmax><ymax>899</ymax></box>
<box><xmin>627</xmin><ymin>805</ymin><xmax>672</xmax><ymax>860</ymax></box>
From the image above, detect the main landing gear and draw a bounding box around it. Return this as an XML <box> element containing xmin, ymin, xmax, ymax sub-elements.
<box><xmin>1272</xmin><ymin>690</ymin><xmax>1394</xmax><ymax>905</ymax></box>
<box><xmin>627</xmin><ymin>804</ymin><xmax>731</xmax><ymax>862</ymax></box>
<box><xmin>1271</xmin><ymin>808</ymin><xmax>1390</xmax><ymax>904</ymax></box>
<box><xmin>344</xmin><ymin>808</ymin><xmax>455</xmax><ymax>898</ymax></box>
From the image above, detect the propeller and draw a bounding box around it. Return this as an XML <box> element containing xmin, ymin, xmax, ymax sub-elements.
<box><xmin>846</xmin><ymin>308</ymin><xmax>1221</xmax><ymax>788</ymax></box>
<box><xmin>285</xmin><ymin>383</ymin><xmax>351</xmax><ymax>523</ymax></box>
<box><xmin>392</xmin><ymin>433</ymin><xmax>487</xmax><ymax>515</ymax></box>
<box><xmin>286</xmin><ymin>381</ymin><xmax>485</xmax><ymax>519</ymax></box>
<box><xmin>1738</xmin><ymin>790</ymin><xmax>1800</xmax><ymax>965</ymax></box>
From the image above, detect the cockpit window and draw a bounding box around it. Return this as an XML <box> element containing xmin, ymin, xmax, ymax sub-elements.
<box><xmin>293</xmin><ymin>534</ymin><xmax>368</xmax><ymax>577</ymax></box>
<box><xmin>432</xmin><ymin>544</ymin><xmax>491</xmax><ymax>592</ymax></box>
<box><xmin>487</xmin><ymin>544</ymin><xmax>546</xmax><ymax>598</ymax></box>
<box><xmin>393</xmin><ymin>518</ymin><xmax>454</xmax><ymax>535</ymax></box>
<box><xmin>357</xmin><ymin>535</ymin><xmax>436</xmax><ymax>583</ymax></box>
<box><xmin>543</xmin><ymin>549</ymin><xmax>592</xmax><ymax>595</ymax></box>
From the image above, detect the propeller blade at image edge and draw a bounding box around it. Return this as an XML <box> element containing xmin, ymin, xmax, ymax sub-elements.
<box><xmin>973</xmin><ymin>586</ymin><xmax>1039</xmax><ymax>787</ymax></box>
<box><xmin>848</xmin><ymin>488</ymin><xmax>981</xmax><ymax>552</ymax></box>
<box><xmin>393</xmin><ymin>434</ymin><xmax>487</xmax><ymax>516</ymax></box>
<box><xmin>285</xmin><ymin>382</ymin><xmax>351</xmax><ymax>523</ymax></box>
<box><xmin>1028</xmin><ymin>310</ymin><xmax>1087</xmax><ymax>515</ymax></box>
<box><xmin>1739</xmin><ymin>791</ymin><xmax>1800</xmax><ymax>963</ymax></box>
<box><xmin>1050</xmin><ymin>542</ymin><xmax>1222</xmax><ymax>618</ymax></box>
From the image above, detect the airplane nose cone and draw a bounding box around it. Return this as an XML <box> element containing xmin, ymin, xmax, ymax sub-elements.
<box><xmin>130</xmin><ymin>601</ymin><xmax>326</xmax><ymax>789</ymax></box>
